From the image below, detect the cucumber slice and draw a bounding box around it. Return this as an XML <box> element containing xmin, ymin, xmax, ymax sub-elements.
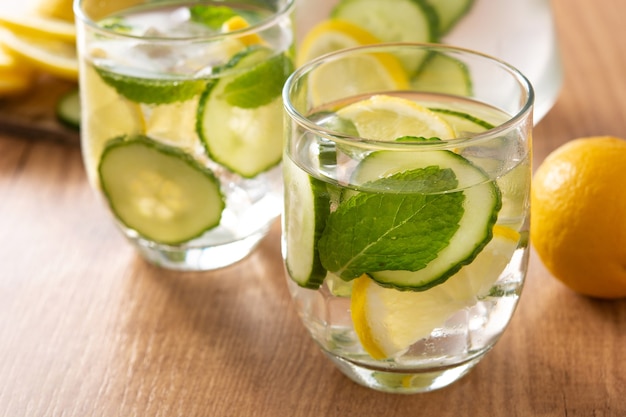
<box><xmin>331</xmin><ymin>0</ymin><xmax>438</xmax><ymax>72</ymax></box>
<box><xmin>427</xmin><ymin>0</ymin><xmax>475</xmax><ymax>35</ymax></box>
<box><xmin>411</xmin><ymin>52</ymin><xmax>472</xmax><ymax>96</ymax></box>
<box><xmin>56</xmin><ymin>88</ymin><xmax>81</xmax><ymax>129</ymax></box>
<box><xmin>283</xmin><ymin>156</ymin><xmax>330</xmax><ymax>289</ymax></box>
<box><xmin>351</xmin><ymin>150</ymin><xmax>500</xmax><ymax>291</ymax></box>
<box><xmin>98</xmin><ymin>136</ymin><xmax>224</xmax><ymax>245</ymax></box>
<box><xmin>429</xmin><ymin>108</ymin><xmax>494</xmax><ymax>135</ymax></box>
<box><xmin>197</xmin><ymin>46</ymin><xmax>293</xmax><ymax>178</ymax></box>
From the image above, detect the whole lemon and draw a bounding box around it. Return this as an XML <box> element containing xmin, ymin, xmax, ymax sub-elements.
<box><xmin>531</xmin><ymin>136</ymin><xmax>626</xmax><ymax>298</ymax></box>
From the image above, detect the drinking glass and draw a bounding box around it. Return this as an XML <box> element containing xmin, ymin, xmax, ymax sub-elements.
<box><xmin>75</xmin><ymin>0</ymin><xmax>295</xmax><ymax>270</ymax></box>
<box><xmin>282</xmin><ymin>43</ymin><xmax>533</xmax><ymax>393</ymax></box>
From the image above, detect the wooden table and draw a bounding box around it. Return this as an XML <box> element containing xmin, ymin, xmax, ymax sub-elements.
<box><xmin>1</xmin><ymin>0</ymin><xmax>625</xmax><ymax>415</ymax></box>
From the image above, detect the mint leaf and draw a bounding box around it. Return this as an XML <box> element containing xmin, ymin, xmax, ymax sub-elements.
<box><xmin>221</xmin><ymin>53</ymin><xmax>294</xmax><ymax>108</ymax></box>
<box><xmin>96</xmin><ymin>68</ymin><xmax>207</xmax><ymax>104</ymax></box>
<box><xmin>318</xmin><ymin>166</ymin><xmax>465</xmax><ymax>280</ymax></box>
<box><xmin>189</xmin><ymin>5</ymin><xmax>238</xmax><ymax>29</ymax></box>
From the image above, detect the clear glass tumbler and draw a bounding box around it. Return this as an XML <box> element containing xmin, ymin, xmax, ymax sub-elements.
<box><xmin>75</xmin><ymin>0</ymin><xmax>295</xmax><ymax>270</ymax></box>
<box><xmin>282</xmin><ymin>43</ymin><xmax>533</xmax><ymax>393</ymax></box>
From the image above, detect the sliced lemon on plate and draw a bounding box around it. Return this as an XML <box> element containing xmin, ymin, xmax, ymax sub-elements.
<box><xmin>0</xmin><ymin>43</ymin><xmax>35</xmax><ymax>95</ymax></box>
<box><xmin>350</xmin><ymin>225</ymin><xmax>520</xmax><ymax>360</ymax></box>
<box><xmin>298</xmin><ymin>19</ymin><xmax>381</xmax><ymax>66</ymax></box>
<box><xmin>0</xmin><ymin>11</ymin><xmax>76</xmax><ymax>42</ymax></box>
<box><xmin>336</xmin><ymin>94</ymin><xmax>455</xmax><ymax>141</ymax></box>
<box><xmin>35</xmin><ymin>0</ymin><xmax>75</xmax><ymax>22</ymax></box>
<box><xmin>308</xmin><ymin>50</ymin><xmax>408</xmax><ymax>107</ymax></box>
<box><xmin>0</xmin><ymin>28</ymin><xmax>77</xmax><ymax>80</ymax></box>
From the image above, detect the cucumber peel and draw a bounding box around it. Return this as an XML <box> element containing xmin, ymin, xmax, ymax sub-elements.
<box><xmin>283</xmin><ymin>157</ymin><xmax>329</xmax><ymax>289</ymax></box>
<box><xmin>56</xmin><ymin>88</ymin><xmax>81</xmax><ymax>130</ymax></box>
<box><xmin>98</xmin><ymin>135</ymin><xmax>224</xmax><ymax>245</ymax></box>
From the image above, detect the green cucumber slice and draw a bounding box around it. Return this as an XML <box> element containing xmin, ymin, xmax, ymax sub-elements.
<box><xmin>283</xmin><ymin>157</ymin><xmax>330</xmax><ymax>289</ymax></box>
<box><xmin>411</xmin><ymin>52</ymin><xmax>472</xmax><ymax>96</ymax></box>
<box><xmin>56</xmin><ymin>88</ymin><xmax>81</xmax><ymax>129</ymax></box>
<box><xmin>98</xmin><ymin>136</ymin><xmax>224</xmax><ymax>245</ymax></box>
<box><xmin>196</xmin><ymin>46</ymin><xmax>293</xmax><ymax>178</ymax></box>
<box><xmin>338</xmin><ymin>150</ymin><xmax>500</xmax><ymax>291</ymax></box>
<box><xmin>427</xmin><ymin>0</ymin><xmax>475</xmax><ymax>35</ymax></box>
<box><xmin>331</xmin><ymin>0</ymin><xmax>438</xmax><ymax>72</ymax></box>
<box><xmin>428</xmin><ymin>108</ymin><xmax>495</xmax><ymax>135</ymax></box>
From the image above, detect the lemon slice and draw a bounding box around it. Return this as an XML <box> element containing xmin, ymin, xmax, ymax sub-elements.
<box><xmin>337</xmin><ymin>95</ymin><xmax>455</xmax><ymax>141</ymax></box>
<box><xmin>0</xmin><ymin>44</ymin><xmax>35</xmax><ymax>95</ymax></box>
<box><xmin>0</xmin><ymin>28</ymin><xmax>77</xmax><ymax>80</ymax></box>
<box><xmin>221</xmin><ymin>15</ymin><xmax>264</xmax><ymax>46</ymax></box>
<box><xmin>82</xmin><ymin>64</ymin><xmax>145</xmax><ymax>184</ymax></box>
<box><xmin>35</xmin><ymin>0</ymin><xmax>75</xmax><ymax>22</ymax></box>
<box><xmin>309</xmin><ymin>51</ymin><xmax>408</xmax><ymax>107</ymax></box>
<box><xmin>351</xmin><ymin>225</ymin><xmax>520</xmax><ymax>360</ymax></box>
<box><xmin>0</xmin><ymin>70</ymin><xmax>34</xmax><ymax>95</ymax></box>
<box><xmin>351</xmin><ymin>274</ymin><xmax>466</xmax><ymax>360</ymax></box>
<box><xmin>0</xmin><ymin>11</ymin><xmax>76</xmax><ymax>42</ymax></box>
<box><xmin>298</xmin><ymin>19</ymin><xmax>381</xmax><ymax>66</ymax></box>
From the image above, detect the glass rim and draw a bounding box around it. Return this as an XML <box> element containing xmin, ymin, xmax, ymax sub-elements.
<box><xmin>283</xmin><ymin>42</ymin><xmax>535</xmax><ymax>150</ymax></box>
<box><xmin>74</xmin><ymin>0</ymin><xmax>296</xmax><ymax>42</ymax></box>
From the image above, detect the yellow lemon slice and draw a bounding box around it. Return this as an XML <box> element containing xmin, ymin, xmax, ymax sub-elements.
<box><xmin>0</xmin><ymin>11</ymin><xmax>76</xmax><ymax>42</ymax></box>
<box><xmin>81</xmin><ymin>64</ymin><xmax>145</xmax><ymax>185</ymax></box>
<box><xmin>0</xmin><ymin>28</ymin><xmax>77</xmax><ymax>80</ymax></box>
<box><xmin>309</xmin><ymin>53</ymin><xmax>408</xmax><ymax>107</ymax></box>
<box><xmin>337</xmin><ymin>94</ymin><xmax>455</xmax><ymax>141</ymax></box>
<box><xmin>221</xmin><ymin>15</ymin><xmax>264</xmax><ymax>46</ymax></box>
<box><xmin>0</xmin><ymin>43</ymin><xmax>35</xmax><ymax>95</ymax></box>
<box><xmin>35</xmin><ymin>0</ymin><xmax>75</xmax><ymax>22</ymax></box>
<box><xmin>298</xmin><ymin>19</ymin><xmax>381</xmax><ymax>66</ymax></box>
<box><xmin>301</xmin><ymin>20</ymin><xmax>408</xmax><ymax>107</ymax></box>
<box><xmin>351</xmin><ymin>225</ymin><xmax>520</xmax><ymax>360</ymax></box>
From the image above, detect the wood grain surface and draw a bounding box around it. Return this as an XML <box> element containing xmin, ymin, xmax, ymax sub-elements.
<box><xmin>1</xmin><ymin>0</ymin><xmax>626</xmax><ymax>416</ymax></box>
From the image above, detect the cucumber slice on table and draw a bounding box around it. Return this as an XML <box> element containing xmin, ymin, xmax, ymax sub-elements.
<box><xmin>283</xmin><ymin>157</ymin><xmax>330</xmax><ymax>289</ymax></box>
<box><xmin>331</xmin><ymin>0</ymin><xmax>438</xmax><ymax>72</ymax></box>
<box><xmin>56</xmin><ymin>88</ymin><xmax>81</xmax><ymax>129</ymax></box>
<box><xmin>427</xmin><ymin>0</ymin><xmax>475</xmax><ymax>35</ymax></box>
<box><xmin>411</xmin><ymin>52</ymin><xmax>472</xmax><ymax>96</ymax></box>
<box><xmin>197</xmin><ymin>46</ymin><xmax>293</xmax><ymax>178</ymax></box>
<box><xmin>98</xmin><ymin>136</ymin><xmax>224</xmax><ymax>245</ymax></box>
<box><xmin>320</xmin><ymin>149</ymin><xmax>501</xmax><ymax>291</ymax></box>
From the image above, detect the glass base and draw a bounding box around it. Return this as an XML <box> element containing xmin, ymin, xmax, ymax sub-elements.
<box><xmin>323</xmin><ymin>351</ymin><xmax>486</xmax><ymax>394</ymax></box>
<box><xmin>131</xmin><ymin>226</ymin><xmax>270</xmax><ymax>271</ymax></box>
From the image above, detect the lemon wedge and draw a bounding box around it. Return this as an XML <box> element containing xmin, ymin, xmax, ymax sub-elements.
<box><xmin>0</xmin><ymin>28</ymin><xmax>77</xmax><ymax>80</ymax></box>
<box><xmin>0</xmin><ymin>11</ymin><xmax>76</xmax><ymax>42</ymax></box>
<box><xmin>336</xmin><ymin>94</ymin><xmax>455</xmax><ymax>141</ymax></box>
<box><xmin>351</xmin><ymin>225</ymin><xmax>520</xmax><ymax>360</ymax></box>
<box><xmin>298</xmin><ymin>19</ymin><xmax>381</xmax><ymax>66</ymax></box>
